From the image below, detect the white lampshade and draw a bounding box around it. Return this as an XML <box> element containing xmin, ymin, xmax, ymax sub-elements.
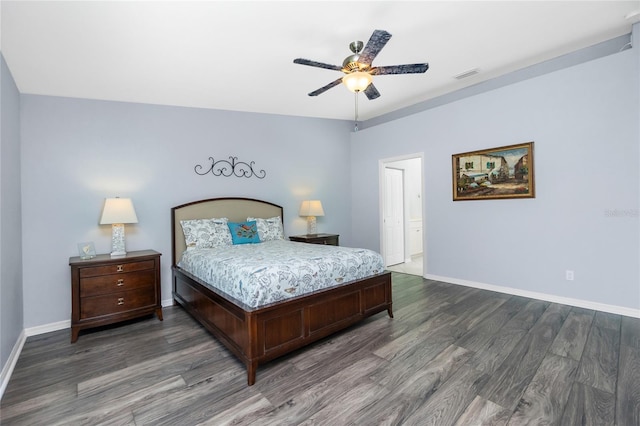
<box><xmin>100</xmin><ymin>197</ymin><xmax>138</xmax><ymax>257</ymax></box>
<box><xmin>299</xmin><ymin>200</ymin><xmax>324</xmax><ymax>217</ymax></box>
<box><xmin>342</xmin><ymin>71</ymin><xmax>373</xmax><ymax>93</ymax></box>
<box><xmin>99</xmin><ymin>198</ymin><xmax>138</xmax><ymax>225</ymax></box>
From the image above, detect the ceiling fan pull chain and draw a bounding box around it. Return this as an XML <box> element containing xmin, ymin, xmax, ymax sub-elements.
<box><xmin>354</xmin><ymin>92</ymin><xmax>359</xmax><ymax>132</ymax></box>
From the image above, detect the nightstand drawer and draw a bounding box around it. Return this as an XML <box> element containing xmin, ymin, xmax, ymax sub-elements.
<box><xmin>79</xmin><ymin>260</ymin><xmax>155</xmax><ymax>278</ymax></box>
<box><xmin>80</xmin><ymin>288</ymin><xmax>157</xmax><ymax>319</ymax></box>
<box><xmin>316</xmin><ymin>235</ymin><xmax>338</xmax><ymax>245</ymax></box>
<box><xmin>80</xmin><ymin>270</ymin><xmax>155</xmax><ymax>297</ymax></box>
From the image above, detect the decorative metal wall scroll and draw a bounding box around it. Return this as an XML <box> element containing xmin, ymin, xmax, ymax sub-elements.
<box><xmin>195</xmin><ymin>156</ymin><xmax>266</xmax><ymax>179</ymax></box>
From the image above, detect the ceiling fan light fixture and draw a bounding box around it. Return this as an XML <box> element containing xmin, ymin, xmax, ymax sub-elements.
<box><xmin>342</xmin><ymin>71</ymin><xmax>372</xmax><ymax>93</ymax></box>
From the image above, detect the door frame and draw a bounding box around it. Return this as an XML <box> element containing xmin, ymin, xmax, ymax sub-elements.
<box><xmin>379</xmin><ymin>152</ymin><xmax>426</xmax><ymax>276</ymax></box>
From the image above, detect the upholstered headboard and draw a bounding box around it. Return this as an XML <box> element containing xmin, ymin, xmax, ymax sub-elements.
<box><xmin>171</xmin><ymin>197</ymin><xmax>284</xmax><ymax>266</ymax></box>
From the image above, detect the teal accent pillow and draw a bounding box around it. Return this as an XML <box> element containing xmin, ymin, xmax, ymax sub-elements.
<box><xmin>228</xmin><ymin>221</ymin><xmax>260</xmax><ymax>244</ymax></box>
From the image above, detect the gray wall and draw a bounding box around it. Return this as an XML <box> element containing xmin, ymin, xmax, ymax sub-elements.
<box><xmin>1</xmin><ymin>53</ymin><xmax>23</xmax><ymax>369</ymax></box>
<box><xmin>351</xmin><ymin>43</ymin><xmax>639</xmax><ymax>311</ymax></box>
<box><xmin>20</xmin><ymin>96</ymin><xmax>352</xmax><ymax>327</ymax></box>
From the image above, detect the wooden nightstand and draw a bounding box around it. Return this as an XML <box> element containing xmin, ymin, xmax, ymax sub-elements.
<box><xmin>69</xmin><ymin>249</ymin><xmax>162</xmax><ymax>343</ymax></box>
<box><xmin>289</xmin><ymin>233</ymin><xmax>339</xmax><ymax>246</ymax></box>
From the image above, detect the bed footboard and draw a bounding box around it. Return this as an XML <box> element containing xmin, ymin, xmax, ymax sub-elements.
<box><xmin>173</xmin><ymin>267</ymin><xmax>392</xmax><ymax>385</ymax></box>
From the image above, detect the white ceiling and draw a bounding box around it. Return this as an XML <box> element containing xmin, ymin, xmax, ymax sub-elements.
<box><xmin>2</xmin><ymin>1</ymin><xmax>639</xmax><ymax>121</ymax></box>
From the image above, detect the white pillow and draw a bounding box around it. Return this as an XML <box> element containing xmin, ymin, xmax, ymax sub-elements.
<box><xmin>247</xmin><ymin>216</ymin><xmax>284</xmax><ymax>242</ymax></box>
<box><xmin>180</xmin><ymin>217</ymin><xmax>231</xmax><ymax>250</ymax></box>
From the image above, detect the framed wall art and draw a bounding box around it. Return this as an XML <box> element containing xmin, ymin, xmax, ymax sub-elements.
<box><xmin>452</xmin><ymin>141</ymin><xmax>535</xmax><ymax>201</ymax></box>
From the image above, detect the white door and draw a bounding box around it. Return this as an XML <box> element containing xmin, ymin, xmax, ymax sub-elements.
<box><xmin>384</xmin><ymin>167</ymin><xmax>404</xmax><ymax>266</ymax></box>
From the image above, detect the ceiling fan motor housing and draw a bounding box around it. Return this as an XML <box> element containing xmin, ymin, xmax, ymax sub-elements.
<box><xmin>343</xmin><ymin>56</ymin><xmax>367</xmax><ymax>72</ymax></box>
<box><xmin>343</xmin><ymin>40</ymin><xmax>368</xmax><ymax>72</ymax></box>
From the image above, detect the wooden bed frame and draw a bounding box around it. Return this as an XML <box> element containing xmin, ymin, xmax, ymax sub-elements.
<box><xmin>171</xmin><ymin>197</ymin><xmax>393</xmax><ymax>385</ymax></box>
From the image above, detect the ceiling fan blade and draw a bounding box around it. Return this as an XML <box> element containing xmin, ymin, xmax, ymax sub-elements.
<box><xmin>294</xmin><ymin>58</ymin><xmax>343</xmax><ymax>72</ymax></box>
<box><xmin>359</xmin><ymin>30</ymin><xmax>392</xmax><ymax>66</ymax></box>
<box><xmin>308</xmin><ymin>77</ymin><xmax>343</xmax><ymax>96</ymax></box>
<box><xmin>371</xmin><ymin>63</ymin><xmax>429</xmax><ymax>75</ymax></box>
<box><xmin>364</xmin><ymin>83</ymin><xmax>380</xmax><ymax>100</ymax></box>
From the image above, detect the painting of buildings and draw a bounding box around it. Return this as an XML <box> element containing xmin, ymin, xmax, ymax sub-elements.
<box><xmin>453</xmin><ymin>142</ymin><xmax>534</xmax><ymax>200</ymax></box>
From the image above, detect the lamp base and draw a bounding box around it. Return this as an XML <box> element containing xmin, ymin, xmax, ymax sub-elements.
<box><xmin>110</xmin><ymin>223</ymin><xmax>127</xmax><ymax>257</ymax></box>
<box><xmin>306</xmin><ymin>216</ymin><xmax>317</xmax><ymax>235</ymax></box>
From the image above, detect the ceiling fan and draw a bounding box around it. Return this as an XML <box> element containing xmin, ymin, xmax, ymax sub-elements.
<box><xmin>293</xmin><ymin>29</ymin><xmax>429</xmax><ymax>100</ymax></box>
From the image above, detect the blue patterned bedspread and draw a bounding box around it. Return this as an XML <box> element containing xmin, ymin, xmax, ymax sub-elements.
<box><xmin>178</xmin><ymin>240</ymin><xmax>385</xmax><ymax>308</ymax></box>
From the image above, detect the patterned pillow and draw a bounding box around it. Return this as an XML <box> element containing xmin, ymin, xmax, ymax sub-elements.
<box><xmin>247</xmin><ymin>216</ymin><xmax>284</xmax><ymax>242</ymax></box>
<box><xmin>228</xmin><ymin>221</ymin><xmax>261</xmax><ymax>244</ymax></box>
<box><xmin>180</xmin><ymin>218</ymin><xmax>231</xmax><ymax>250</ymax></box>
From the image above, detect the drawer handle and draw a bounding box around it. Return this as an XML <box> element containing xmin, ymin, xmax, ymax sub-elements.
<box><xmin>116</xmin><ymin>265</ymin><xmax>124</xmax><ymax>272</ymax></box>
<box><xmin>117</xmin><ymin>279</ymin><xmax>124</xmax><ymax>286</ymax></box>
<box><xmin>117</xmin><ymin>298</ymin><xmax>125</xmax><ymax>306</ymax></box>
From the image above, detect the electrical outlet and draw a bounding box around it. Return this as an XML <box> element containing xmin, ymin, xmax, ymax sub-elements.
<box><xmin>566</xmin><ymin>270</ymin><xmax>574</xmax><ymax>281</ymax></box>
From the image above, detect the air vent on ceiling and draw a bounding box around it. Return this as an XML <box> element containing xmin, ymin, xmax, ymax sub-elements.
<box><xmin>454</xmin><ymin>68</ymin><xmax>480</xmax><ymax>80</ymax></box>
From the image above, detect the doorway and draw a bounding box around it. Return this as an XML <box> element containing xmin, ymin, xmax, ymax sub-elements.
<box><xmin>379</xmin><ymin>154</ymin><xmax>424</xmax><ymax>277</ymax></box>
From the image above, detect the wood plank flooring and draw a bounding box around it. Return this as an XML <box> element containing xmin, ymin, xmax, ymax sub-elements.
<box><xmin>2</xmin><ymin>273</ymin><xmax>639</xmax><ymax>425</ymax></box>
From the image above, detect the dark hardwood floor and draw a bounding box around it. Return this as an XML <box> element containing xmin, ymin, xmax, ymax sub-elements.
<box><xmin>2</xmin><ymin>273</ymin><xmax>639</xmax><ymax>425</ymax></box>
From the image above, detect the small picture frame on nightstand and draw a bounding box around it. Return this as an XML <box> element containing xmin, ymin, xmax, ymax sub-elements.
<box><xmin>77</xmin><ymin>242</ymin><xmax>96</xmax><ymax>260</ymax></box>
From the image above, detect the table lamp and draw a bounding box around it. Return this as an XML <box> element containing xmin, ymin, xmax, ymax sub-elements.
<box><xmin>299</xmin><ymin>200</ymin><xmax>324</xmax><ymax>235</ymax></box>
<box><xmin>99</xmin><ymin>197</ymin><xmax>138</xmax><ymax>257</ymax></box>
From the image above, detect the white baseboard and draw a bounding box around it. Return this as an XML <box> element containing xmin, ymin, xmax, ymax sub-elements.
<box><xmin>24</xmin><ymin>320</ymin><xmax>70</xmax><ymax>337</ymax></box>
<box><xmin>424</xmin><ymin>273</ymin><xmax>640</xmax><ymax>319</ymax></box>
<box><xmin>23</xmin><ymin>299</ymin><xmax>174</xmax><ymax>337</ymax></box>
<box><xmin>0</xmin><ymin>330</ymin><xmax>26</xmax><ymax>400</ymax></box>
